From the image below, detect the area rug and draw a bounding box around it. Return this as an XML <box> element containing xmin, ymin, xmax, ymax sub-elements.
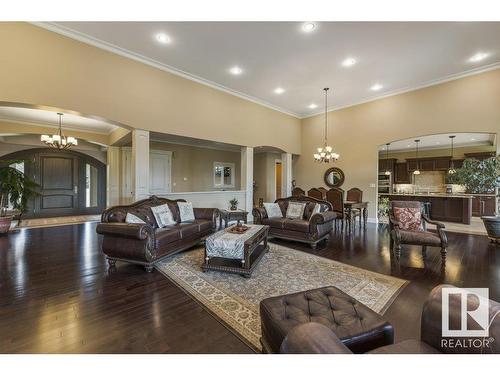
<box><xmin>156</xmin><ymin>243</ymin><xmax>408</xmax><ymax>352</ymax></box>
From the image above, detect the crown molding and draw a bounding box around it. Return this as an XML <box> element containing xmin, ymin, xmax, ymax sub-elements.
<box><xmin>304</xmin><ymin>62</ymin><xmax>500</xmax><ymax>119</ymax></box>
<box><xmin>31</xmin><ymin>22</ymin><xmax>302</xmax><ymax>119</ymax></box>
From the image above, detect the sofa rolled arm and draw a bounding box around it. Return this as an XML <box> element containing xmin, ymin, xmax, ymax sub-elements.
<box><xmin>96</xmin><ymin>222</ymin><xmax>154</xmax><ymax>240</ymax></box>
<box><xmin>252</xmin><ymin>207</ymin><xmax>268</xmax><ymax>224</ymax></box>
<box><xmin>194</xmin><ymin>208</ymin><xmax>219</xmax><ymax>227</ymax></box>
<box><xmin>310</xmin><ymin>211</ymin><xmax>336</xmax><ymax>225</ymax></box>
<box><xmin>280</xmin><ymin>322</ymin><xmax>353</xmax><ymax>354</ymax></box>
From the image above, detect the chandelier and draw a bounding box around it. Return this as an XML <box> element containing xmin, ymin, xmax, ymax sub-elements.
<box><xmin>313</xmin><ymin>88</ymin><xmax>339</xmax><ymax>163</ymax></box>
<box><xmin>41</xmin><ymin>113</ymin><xmax>78</xmax><ymax>150</ymax></box>
<box><xmin>448</xmin><ymin>135</ymin><xmax>456</xmax><ymax>175</ymax></box>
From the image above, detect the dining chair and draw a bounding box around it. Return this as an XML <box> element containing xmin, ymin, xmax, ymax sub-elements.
<box><xmin>326</xmin><ymin>187</ymin><xmax>346</xmax><ymax>230</ymax></box>
<box><xmin>292</xmin><ymin>187</ymin><xmax>305</xmax><ymax>197</ymax></box>
<box><xmin>307</xmin><ymin>188</ymin><xmax>324</xmax><ymax>200</ymax></box>
<box><xmin>346</xmin><ymin>188</ymin><xmax>363</xmax><ymax>225</ymax></box>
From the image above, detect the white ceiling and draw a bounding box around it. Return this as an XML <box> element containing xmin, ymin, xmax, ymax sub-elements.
<box><xmin>42</xmin><ymin>22</ymin><xmax>500</xmax><ymax>118</ymax></box>
<box><xmin>378</xmin><ymin>133</ymin><xmax>496</xmax><ymax>152</ymax></box>
<box><xmin>0</xmin><ymin>106</ymin><xmax>118</xmax><ymax>134</ymax></box>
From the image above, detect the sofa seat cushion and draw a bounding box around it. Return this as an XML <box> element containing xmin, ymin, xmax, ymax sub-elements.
<box><xmin>172</xmin><ymin>222</ymin><xmax>200</xmax><ymax>239</ymax></box>
<box><xmin>262</xmin><ymin>217</ymin><xmax>288</xmax><ymax>229</ymax></box>
<box><xmin>193</xmin><ymin>219</ymin><xmax>213</xmax><ymax>232</ymax></box>
<box><xmin>368</xmin><ymin>339</ymin><xmax>440</xmax><ymax>354</ymax></box>
<box><xmin>399</xmin><ymin>230</ymin><xmax>442</xmax><ymax>246</ymax></box>
<box><xmin>283</xmin><ymin>219</ymin><xmax>310</xmax><ymax>233</ymax></box>
<box><xmin>260</xmin><ymin>286</ymin><xmax>393</xmax><ymax>354</ymax></box>
<box><xmin>155</xmin><ymin>227</ymin><xmax>181</xmax><ymax>248</ymax></box>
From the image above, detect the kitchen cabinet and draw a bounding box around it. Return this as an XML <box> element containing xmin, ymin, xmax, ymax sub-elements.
<box><xmin>472</xmin><ymin>196</ymin><xmax>497</xmax><ymax>217</ymax></box>
<box><xmin>394</xmin><ymin>162</ymin><xmax>411</xmax><ymax>184</ymax></box>
<box><xmin>379</xmin><ymin>158</ymin><xmax>397</xmax><ymax>174</ymax></box>
<box><xmin>434</xmin><ymin>157</ymin><xmax>452</xmax><ymax>170</ymax></box>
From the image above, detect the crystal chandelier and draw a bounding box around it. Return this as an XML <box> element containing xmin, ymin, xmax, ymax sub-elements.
<box><xmin>41</xmin><ymin>113</ymin><xmax>78</xmax><ymax>150</ymax></box>
<box><xmin>313</xmin><ymin>88</ymin><xmax>339</xmax><ymax>163</ymax></box>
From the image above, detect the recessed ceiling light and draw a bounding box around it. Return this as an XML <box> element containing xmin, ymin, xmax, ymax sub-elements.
<box><xmin>341</xmin><ymin>57</ymin><xmax>357</xmax><ymax>67</ymax></box>
<box><xmin>471</xmin><ymin>138</ymin><xmax>476</xmax><ymax>141</ymax></box>
<box><xmin>274</xmin><ymin>87</ymin><xmax>285</xmax><ymax>95</ymax></box>
<box><xmin>370</xmin><ymin>84</ymin><xmax>384</xmax><ymax>91</ymax></box>
<box><xmin>407</xmin><ymin>145</ymin><xmax>411</xmax><ymax>148</ymax></box>
<box><xmin>155</xmin><ymin>33</ymin><xmax>171</xmax><ymax>44</ymax></box>
<box><xmin>468</xmin><ymin>52</ymin><xmax>489</xmax><ymax>63</ymax></box>
<box><xmin>229</xmin><ymin>66</ymin><xmax>243</xmax><ymax>75</ymax></box>
<box><xmin>301</xmin><ymin>22</ymin><xmax>317</xmax><ymax>33</ymax></box>
<box><xmin>308</xmin><ymin>103</ymin><xmax>318</xmax><ymax>109</ymax></box>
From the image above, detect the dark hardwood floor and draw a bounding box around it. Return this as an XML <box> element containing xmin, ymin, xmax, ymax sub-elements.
<box><xmin>0</xmin><ymin>222</ymin><xmax>498</xmax><ymax>353</ymax></box>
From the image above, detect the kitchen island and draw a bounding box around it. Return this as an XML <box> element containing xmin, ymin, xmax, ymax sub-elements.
<box><xmin>379</xmin><ymin>193</ymin><xmax>473</xmax><ymax>224</ymax></box>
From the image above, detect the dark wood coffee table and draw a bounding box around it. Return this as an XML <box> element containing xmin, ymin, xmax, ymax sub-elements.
<box><xmin>202</xmin><ymin>224</ymin><xmax>269</xmax><ymax>278</ymax></box>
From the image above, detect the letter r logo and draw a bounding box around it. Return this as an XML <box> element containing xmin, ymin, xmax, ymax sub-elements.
<box><xmin>442</xmin><ymin>287</ymin><xmax>489</xmax><ymax>337</ymax></box>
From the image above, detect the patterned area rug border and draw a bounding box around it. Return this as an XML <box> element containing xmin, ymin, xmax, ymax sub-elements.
<box><xmin>156</xmin><ymin>243</ymin><xmax>408</xmax><ymax>352</ymax></box>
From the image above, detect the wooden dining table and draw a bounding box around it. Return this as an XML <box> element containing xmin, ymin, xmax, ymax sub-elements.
<box><xmin>344</xmin><ymin>201</ymin><xmax>369</xmax><ymax>229</ymax></box>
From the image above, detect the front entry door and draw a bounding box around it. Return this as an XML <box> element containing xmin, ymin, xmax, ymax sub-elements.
<box><xmin>35</xmin><ymin>153</ymin><xmax>79</xmax><ymax>217</ymax></box>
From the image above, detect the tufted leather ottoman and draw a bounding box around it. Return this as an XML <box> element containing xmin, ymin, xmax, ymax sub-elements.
<box><xmin>260</xmin><ymin>286</ymin><xmax>394</xmax><ymax>353</ymax></box>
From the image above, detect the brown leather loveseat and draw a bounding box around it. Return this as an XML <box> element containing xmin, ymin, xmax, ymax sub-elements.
<box><xmin>96</xmin><ymin>196</ymin><xmax>218</xmax><ymax>272</ymax></box>
<box><xmin>252</xmin><ymin>196</ymin><xmax>336</xmax><ymax>249</ymax></box>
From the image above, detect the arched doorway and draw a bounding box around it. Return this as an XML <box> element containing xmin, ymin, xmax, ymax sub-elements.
<box><xmin>1</xmin><ymin>148</ymin><xmax>106</xmax><ymax>218</ymax></box>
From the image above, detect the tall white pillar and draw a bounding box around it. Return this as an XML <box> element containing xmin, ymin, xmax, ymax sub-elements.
<box><xmin>281</xmin><ymin>152</ymin><xmax>293</xmax><ymax>198</ymax></box>
<box><xmin>131</xmin><ymin>129</ymin><xmax>150</xmax><ymax>201</ymax></box>
<box><xmin>241</xmin><ymin>146</ymin><xmax>254</xmax><ymax>222</ymax></box>
<box><xmin>106</xmin><ymin>146</ymin><xmax>121</xmax><ymax>207</ymax></box>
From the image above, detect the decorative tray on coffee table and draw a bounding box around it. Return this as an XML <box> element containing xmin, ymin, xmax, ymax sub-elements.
<box><xmin>225</xmin><ymin>225</ymin><xmax>250</xmax><ymax>234</ymax></box>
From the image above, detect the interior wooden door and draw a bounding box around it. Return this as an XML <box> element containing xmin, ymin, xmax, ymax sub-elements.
<box><xmin>36</xmin><ymin>153</ymin><xmax>79</xmax><ymax>217</ymax></box>
<box><xmin>149</xmin><ymin>150</ymin><xmax>172</xmax><ymax>195</ymax></box>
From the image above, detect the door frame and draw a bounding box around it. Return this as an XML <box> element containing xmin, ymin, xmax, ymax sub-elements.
<box><xmin>274</xmin><ymin>159</ymin><xmax>282</xmax><ymax>201</ymax></box>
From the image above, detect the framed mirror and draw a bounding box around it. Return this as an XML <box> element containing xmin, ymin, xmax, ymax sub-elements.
<box><xmin>324</xmin><ymin>167</ymin><xmax>345</xmax><ymax>188</ymax></box>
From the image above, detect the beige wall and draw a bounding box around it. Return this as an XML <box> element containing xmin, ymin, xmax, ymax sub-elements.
<box><xmin>0</xmin><ymin>23</ymin><xmax>301</xmax><ymax>154</ymax></box>
<box><xmin>295</xmin><ymin>68</ymin><xmax>500</xmax><ymax>219</ymax></box>
<box><xmin>150</xmin><ymin>142</ymin><xmax>241</xmax><ymax>192</ymax></box>
<box><xmin>0</xmin><ymin>134</ymin><xmax>107</xmax><ymax>163</ymax></box>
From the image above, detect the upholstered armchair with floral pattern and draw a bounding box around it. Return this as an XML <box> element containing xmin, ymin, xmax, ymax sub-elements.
<box><xmin>388</xmin><ymin>200</ymin><xmax>448</xmax><ymax>262</ymax></box>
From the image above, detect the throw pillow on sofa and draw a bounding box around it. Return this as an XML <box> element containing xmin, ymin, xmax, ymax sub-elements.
<box><xmin>125</xmin><ymin>212</ymin><xmax>146</xmax><ymax>224</ymax></box>
<box><xmin>178</xmin><ymin>202</ymin><xmax>195</xmax><ymax>222</ymax></box>
<box><xmin>286</xmin><ymin>202</ymin><xmax>306</xmax><ymax>219</ymax></box>
<box><xmin>263</xmin><ymin>202</ymin><xmax>283</xmax><ymax>218</ymax></box>
<box><xmin>151</xmin><ymin>203</ymin><xmax>176</xmax><ymax>228</ymax></box>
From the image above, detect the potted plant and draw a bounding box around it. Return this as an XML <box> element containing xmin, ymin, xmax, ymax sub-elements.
<box><xmin>0</xmin><ymin>160</ymin><xmax>40</xmax><ymax>233</ymax></box>
<box><xmin>229</xmin><ymin>198</ymin><xmax>239</xmax><ymax>211</ymax></box>
<box><xmin>450</xmin><ymin>156</ymin><xmax>500</xmax><ymax>243</ymax></box>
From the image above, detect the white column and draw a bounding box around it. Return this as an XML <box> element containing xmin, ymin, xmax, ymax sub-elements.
<box><xmin>241</xmin><ymin>146</ymin><xmax>254</xmax><ymax>222</ymax></box>
<box><xmin>131</xmin><ymin>129</ymin><xmax>150</xmax><ymax>201</ymax></box>
<box><xmin>106</xmin><ymin>146</ymin><xmax>121</xmax><ymax>207</ymax></box>
<box><xmin>281</xmin><ymin>152</ymin><xmax>293</xmax><ymax>198</ymax></box>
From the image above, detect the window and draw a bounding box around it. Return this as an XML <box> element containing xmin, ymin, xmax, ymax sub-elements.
<box><xmin>213</xmin><ymin>162</ymin><xmax>235</xmax><ymax>189</ymax></box>
<box><xmin>85</xmin><ymin>163</ymin><xmax>98</xmax><ymax>208</ymax></box>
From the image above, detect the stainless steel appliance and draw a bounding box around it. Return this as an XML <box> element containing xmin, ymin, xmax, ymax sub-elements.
<box><xmin>378</xmin><ymin>172</ymin><xmax>393</xmax><ymax>194</ymax></box>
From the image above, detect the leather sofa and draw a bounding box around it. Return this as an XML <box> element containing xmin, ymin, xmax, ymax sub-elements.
<box><xmin>260</xmin><ymin>286</ymin><xmax>394</xmax><ymax>353</ymax></box>
<box><xmin>252</xmin><ymin>196</ymin><xmax>336</xmax><ymax>249</ymax></box>
<box><xmin>96</xmin><ymin>196</ymin><xmax>218</xmax><ymax>272</ymax></box>
<box><xmin>280</xmin><ymin>284</ymin><xmax>500</xmax><ymax>354</ymax></box>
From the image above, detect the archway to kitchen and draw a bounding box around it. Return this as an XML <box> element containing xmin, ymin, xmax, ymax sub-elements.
<box><xmin>377</xmin><ymin>132</ymin><xmax>497</xmax><ymax>233</ymax></box>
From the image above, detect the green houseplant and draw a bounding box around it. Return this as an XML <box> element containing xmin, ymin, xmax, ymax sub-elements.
<box><xmin>450</xmin><ymin>156</ymin><xmax>500</xmax><ymax>242</ymax></box>
<box><xmin>0</xmin><ymin>160</ymin><xmax>40</xmax><ymax>232</ymax></box>
<box><xmin>229</xmin><ymin>198</ymin><xmax>239</xmax><ymax>211</ymax></box>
